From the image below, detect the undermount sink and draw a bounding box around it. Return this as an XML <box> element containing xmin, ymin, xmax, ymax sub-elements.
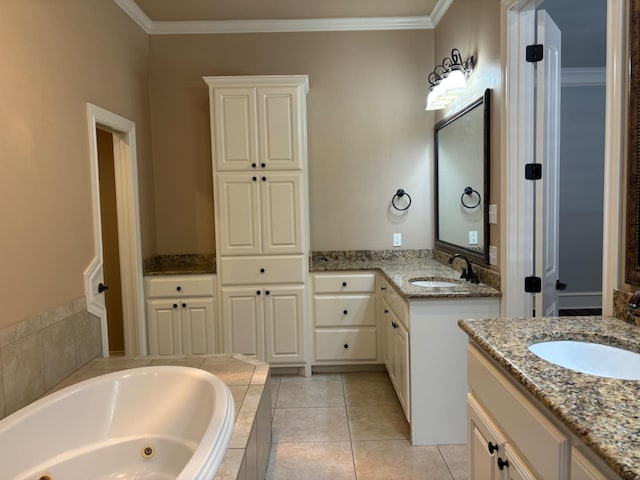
<box><xmin>528</xmin><ymin>340</ymin><xmax>640</xmax><ymax>380</ymax></box>
<box><xmin>410</xmin><ymin>278</ymin><xmax>461</xmax><ymax>288</ymax></box>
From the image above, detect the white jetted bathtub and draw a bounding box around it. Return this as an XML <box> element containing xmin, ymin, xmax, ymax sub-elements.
<box><xmin>0</xmin><ymin>366</ymin><xmax>235</xmax><ymax>480</ymax></box>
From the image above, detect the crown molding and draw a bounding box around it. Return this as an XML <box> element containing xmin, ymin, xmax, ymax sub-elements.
<box><xmin>561</xmin><ymin>67</ymin><xmax>606</xmax><ymax>86</ymax></box>
<box><xmin>113</xmin><ymin>0</ymin><xmax>452</xmax><ymax>34</ymax></box>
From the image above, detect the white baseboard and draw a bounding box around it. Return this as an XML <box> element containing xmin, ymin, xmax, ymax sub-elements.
<box><xmin>558</xmin><ymin>291</ymin><xmax>602</xmax><ymax>310</ymax></box>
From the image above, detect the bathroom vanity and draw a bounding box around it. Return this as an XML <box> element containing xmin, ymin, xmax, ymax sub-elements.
<box><xmin>460</xmin><ymin>316</ymin><xmax>640</xmax><ymax>479</ymax></box>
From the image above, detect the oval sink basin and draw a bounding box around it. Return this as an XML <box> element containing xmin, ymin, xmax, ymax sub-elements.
<box><xmin>528</xmin><ymin>340</ymin><xmax>640</xmax><ymax>380</ymax></box>
<box><xmin>410</xmin><ymin>279</ymin><xmax>460</xmax><ymax>288</ymax></box>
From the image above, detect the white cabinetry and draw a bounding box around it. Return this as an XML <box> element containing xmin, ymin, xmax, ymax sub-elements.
<box><xmin>205</xmin><ymin>75</ymin><xmax>310</xmax><ymax>369</ymax></box>
<box><xmin>379</xmin><ymin>276</ymin><xmax>410</xmax><ymax>421</ymax></box>
<box><xmin>144</xmin><ymin>275</ymin><xmax>216</xmax><ymax>355</ymax></box>
<box><xmin>311</xmin><ymin>272</ymin><xmax>379</xmax><ymax>363</ymax></box>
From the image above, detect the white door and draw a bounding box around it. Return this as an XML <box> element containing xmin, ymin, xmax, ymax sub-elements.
<box><xmin>221</xmin><ymin>287</ymin><xmax>264</xmax><ymax>359</ymax></box>
<box><xmin>263</xmin><ymin>285</ymin><xmax>305</xmax><ymax>363</ymax></box>
<box><xmin>217</xmin><ymin>173</ymin><xmax>262</xmax><ymax>255</ymax></box>
<box><xmin>261</xmin><ymin>172</ymin><xmax>304</xmax><ymax>255</ymax></box>
<box><xmin>535</xmin><ymin>10</ymin><xmax>562</xmax><ymax>317</ymax></box>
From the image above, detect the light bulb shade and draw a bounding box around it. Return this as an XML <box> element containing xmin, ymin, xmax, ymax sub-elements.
<box><xmin>426</xmin><ymin>89</ymin><xmax>447</xmax><ymax>110</ymax></box>
<box><xmin>444</xmin><ymin>69</ymin><xmax>467</xmax><ymax>93</ymax></box>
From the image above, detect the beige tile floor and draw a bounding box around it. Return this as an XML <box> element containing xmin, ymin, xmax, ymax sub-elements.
<box><xmin>266</xmin><ymin>371</ymin><xmax>467</xmax><ymax>480</ymax></box>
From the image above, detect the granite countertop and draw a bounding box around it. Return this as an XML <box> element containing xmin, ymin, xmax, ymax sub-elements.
<box><xmin>143</xmin><ymin>250</ymin><xmax>501</xmax><ymax>300</ymax></box>
<box><xmin>459</xmin><ymin>316</ymin><xmax>640</xmax><ymax>480</ymax></box>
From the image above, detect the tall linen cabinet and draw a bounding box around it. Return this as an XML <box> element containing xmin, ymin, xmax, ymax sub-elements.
<box><xmin>204</xmin><ymin>75</ymin><xmax>310</xmax><ymax>372</ymax></box>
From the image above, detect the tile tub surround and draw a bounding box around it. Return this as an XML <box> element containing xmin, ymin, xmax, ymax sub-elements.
<box><xmin>458</xmin><ymin>316</ymin><xmax>640</xmax><ymax>480</ymax></box>
<box><xmin>46</xmin><ymin>353</ymin><xmax>270</xmax><ymax>480</ymax></box>
<box><xmin>0</xmin><ymin>296</ymin><xmax>101</xmax><ymax>419</ymax></box>
<box><xmin>311</xmin><ymin>250</ymin><xmax>501</xmax><ymax>299</ymax></box>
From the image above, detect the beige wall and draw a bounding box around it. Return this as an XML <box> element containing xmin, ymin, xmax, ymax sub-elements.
<box><xmin>434</xmin><ymin>0</ymin><xmax>502</xmax><ymax>268</ymax></box>
<box><xmin>0</xmin><ymin>0</ymin><xmax>155</xmax><ymax>329</ymax></box>
<box><xmin>149</xmin><ymin>30</ymin><xmax>434</xmax><ymax>253</ymax></box>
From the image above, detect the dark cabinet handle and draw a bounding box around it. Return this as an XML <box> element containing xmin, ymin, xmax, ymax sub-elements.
<box><xmin>344</xmin><ymin>344</ymin><xmax>349</xmax><ymax>349</ymax></box>
<box><xmin>265</xmin><ymin>290</ymin><xmax>270</xmax><ymax>295</ymax></box>
<box><xmin>261</xmin><ymin>176</ymin><xmax>266</xmax><ymax>182</ymax></box>
<box><xmin>176</xmin><ymin>286</ymin><xmax>182</xmax><ymax>291</ymax></box>
<box><xmin>497</xmin><ymin>458</ymin><xmax>509</xmax><ymax>471</ymax></box>
<box><xmin>488</xmin><ymin>442</ymin><xmax>498</xmax><ymax>454</ymax></box>
<box><xmin>261</xmin><ymin>162</ymin><xmax>266</xmax><ymax>168</ymax></box>
<box><xmin>252</xmin><ymin>176</ymin><xmax>257</xmax><ymax>182</ymax></box>
<box><xmin>260</xmin><ymin>268</ymin><xmax>265</xmax><ymax>273</ymax></box>
<box><xmin>392</xmin><ymin>321</ymin><xmax>398</xmax><ymax>329</ymax></box>
<box><xmin>181</xmin><ymin>303</ymin><xmax>186</xmax><ymax>308</ymax></box>
<box><xmin>342</xmin><ymin>281</ymin><xmax>347</xmax><ymax>287</ymax></box>
<box><xmin>173</xmin><ymin>304</ymin><xmax>178</xmax><ymax>309</ymax></box>
<box><xmin>343</xmin><ymin>309</ymin><xmax>348</xmax><ymax>315</ymax></box>
<box><xmin>252</xmin><ymin>163</ymin><xmax>257</xmax><ymax>168</ymax></box>
<box><xmin>381</xmin><ymin>286</ymin><xmax>387</xmax><ymax>291</ymax></box>
<box><xmin>98</xmin><ymin>283</ymin><xmax>109</xmax><ymax>294</ymax></box>
<box><xmin>384</xmin><ymin>309</ymin><xmax>389</xmax><ymax>314</ymax></box>
<box><xmin>256</xmin><ymin>290</ymin><xmax>261</xmax><ymax>295</ymax></box>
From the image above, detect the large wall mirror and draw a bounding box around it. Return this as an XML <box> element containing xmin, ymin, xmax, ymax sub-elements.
<box><xmin>435</xmin><ymin>89</ymin><xmax>490</xmax><ymax>265</ymax></box>
<box><xmin>626</xmin><ymin>0</ymin><xmax>640</xmax><ymax>285</ymax></box>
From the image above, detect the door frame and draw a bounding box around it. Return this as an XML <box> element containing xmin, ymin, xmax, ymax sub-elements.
<box><xmin>84</xmin><ymin>103</ymin><xmax>147</xmax><ymax>356</ymax></box>
<box><xmin>500</xmin><ymin>0</ymin><xmax>626</xmax><ymax>317</ymax></box>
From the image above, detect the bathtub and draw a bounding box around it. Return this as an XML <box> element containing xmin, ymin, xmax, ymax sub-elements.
<box><xmin>0</xmin><ymin>366</ymin><xmax>235</xmax><ymax>480</ymax></box>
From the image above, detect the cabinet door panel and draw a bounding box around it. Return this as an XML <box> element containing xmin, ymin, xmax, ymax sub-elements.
<box><xmin>147</xmin><ymin>300</ymin><xmax>181</xmax><ymax>355</ymax></box>
<box><xmin>257</xmin><ymin>87</ymin><xmax>302</xmax><ymax>170</ymax></box>
<box><xmin>396</xmin><ymin>321</ymin><xmax>410</xmax><ymax>421</ymax></box>
<box><xmin>217</xmin><ymin>173</ymin><xmax>261</xmax><ymax>255</ymax></box>
<box><xmin>264</xmin><ymin>286</ymin><xmax>305</xmax><ymax>363</ymax></box>
<box><xmin>501</xmin><ymin>444</ymin><xmax>537</xmax><ymax>480</ymax></box>
<box><xmin>222</xmin><ymin>288</ymin><xmax>264</xmax><ymax>359</ymax></box>
<box><xmin>261</xmin><ymin>172</ymin><xmax>304</xmax><ymax>254</ymax></box>
<box><xmin>213</xmin><ymin>88</ymin><xmax>258</xmax><ymax>171</ymax></box>
<box><xmin>181</xmin><ymin>298</ymin><xmax>215</xmax><ymax>355</ymax></box>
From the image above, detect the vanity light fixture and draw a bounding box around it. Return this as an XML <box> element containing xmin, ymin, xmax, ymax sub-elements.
<box><xmin>426</xmin><ymin>49</ymin><xmax>475</xmax><ymax>111</ymax></box>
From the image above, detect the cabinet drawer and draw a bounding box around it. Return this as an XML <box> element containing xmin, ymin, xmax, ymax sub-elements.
<box><xmin>314</xmin><ymin>328</ymin><xmax>377</xmax><ymax>361</ymax></box>
<box><xmin>468</xmin><ymin>345</ymin><xmax>568</xmax><ymax>479</ymax></box>
<box><xmin>313</xmin><ymin>273</ymin><xmax>376</xmax><ymax>294</ymax></box>
<box><xmin>314</xmin><ymin>295</ymin><xmax>376</xmax><ymax>327</ymax></box>
<box><xmin>387</xmin><ymin>285</ymin><xmax>409</xmax><ymax>328</ymax></box>
<box><xmin>220</xmin><ymin>255</ymin><xmax>306</xmax><ymax>285</ymax></box>
<box><xmin>145</xmin><ymin>275</ymin><xmax>215</xmax><ymax>298</ymax></box>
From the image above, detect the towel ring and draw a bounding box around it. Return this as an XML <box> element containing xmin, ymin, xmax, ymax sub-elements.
<box><xmin>461</xmin><ymin>186</ymin><xmax>481</xmax><ymax>209</ymax></box>
<box><xmin>392</xmin><ymin>189</ymin><xmax>412</xmax><ymax>211</ymax></box>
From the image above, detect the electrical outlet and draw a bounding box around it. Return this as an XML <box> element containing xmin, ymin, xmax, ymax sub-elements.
<box><xmin>489</xmin><ymin>245</ymin><xmax>498</xmax><ymax>266</ymax></box>
<box><xmin>489</xmin><ymin>205</ymin><xmax>498</xmax><ymax>224</ymax></box>
<box><xmin>468</xmin><ymin>231</ymin><xmax>478</xmax><ymax>245</ymax></box>
<box><xmin>393</xmin><ymin>233</ymin><xmax>402</xmax><ymax>247</ymax></box>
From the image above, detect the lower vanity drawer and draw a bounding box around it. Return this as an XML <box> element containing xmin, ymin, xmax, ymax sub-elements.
<box><xmin>314</xmin><ymin>328</ymin><xmax>377</xmax><ymax>361</ymax></box>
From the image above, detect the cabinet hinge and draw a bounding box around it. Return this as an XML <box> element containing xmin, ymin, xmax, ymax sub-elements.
<box><xmin>525</xmin><ymin>163</ymin><xmax>542</xmax><ymax>180</ymax></box>
<box><xmin>526</xmin><ymin>44</ymin><xmax>544</xmax><ymax>63</ymax></box>
<box><xmin>524</xmin><ymin>276</ymin><xmax>542</xmax><ymax>293</ymax></box>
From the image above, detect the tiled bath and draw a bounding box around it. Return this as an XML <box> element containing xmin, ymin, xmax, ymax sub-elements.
<box><xmin>0</xmin><ymin>296</ymin><xmax>101</xmax><ymax>418</ymax></box>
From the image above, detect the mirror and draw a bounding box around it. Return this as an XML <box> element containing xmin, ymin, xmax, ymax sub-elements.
<box><xmin>434</xmin><ymin>89</ymin><xmax>490</xmax><ymax>265</ymax></box>
<box><xmin>626</xmin><ymin>0</ymin><xmax>640</xmax><ymax>285</ymax></box>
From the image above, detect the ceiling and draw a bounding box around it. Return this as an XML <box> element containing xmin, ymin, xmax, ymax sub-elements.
<box><xmin>114</xmin><ymin>0</ymin><xmax>449</xmax><ymax>33</ymax></box>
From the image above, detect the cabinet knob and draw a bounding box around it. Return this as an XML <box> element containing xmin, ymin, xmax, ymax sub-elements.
<box><xmin>260</xmin><ymin>268</ymin><xmax>265</xmax><ymax>273</ymax></box>
<box><xmin>381</xmin><ymin>286</ymin><xmax>387</xmax><ymax>291</ymax></box>
<box><xmin>98</xmin><ymin>283</ymin><xmax>109</xmax><ymax>294</ymax></box>
<box><xmin>176</xmin><ymin>286</ymin><xmax>182</xmax><ymax>291</ymax></box>
<box><xmin>343</xmin><ymin>309</ymin><xmax>348</xmax><ymax>315</ymax></box>
<box><xmin>344</xmin><ymin>344</ymin><xmax>349</xmax><ymax>349</ymax></box>
<box><xmin>488</xmin><ymin>442</ymin><xmax>499</xmax><ymax>454</ymax></box>
<box><xmin>252</xmin><ymin>176</ymin><xmax>257</xmax><ymax>182</ymax></box>
<box><xmin>392</xmin><ymin>321</ymin><xmax>398</xmax><ymax>329</ymax></box>
<box><xmin>342</xmin><ymin>281</ymin><xmax>347</xmax><ymax>287</ymax></box>
<box><xmin>261</xmin><ymin>162</ymin><xmax>266</xmax><ymax>168</ymax></box>
<box><xmin>384</xmin><ymin>309</ymin><xmax>389</xmax><ymax>314</ymax></box>
<box><xmin>256</xmin><ymin>290</ymin><xmax>262</xmax><ymax>296</ymax></box>
<box><xmin>182</xmin><ymin>303</ymin><xmax>186</xmax><ymax>308</ymax></box>
<box><xmin>265</xmin><ymin>290</ymin><xmax>270</xmax><ymax>295</ymax></box>
<box><xmin>261</xmin><ymin>176</ymin><xmax>266</xmax><ymax>182</ymax></box>
<box><xmin>252</xmin><ymin>163</ymin><xmax>257</xmax><ymax>168</ymax></box>
<box><xmin>497</xmin><ymin>458</ymin><xmax>509</xmax><ymax>471</ymax></box>
<box><xmin>173</xmin><ymin>304</ymin><xmax>178</xmax><ymax>309</ymax></box>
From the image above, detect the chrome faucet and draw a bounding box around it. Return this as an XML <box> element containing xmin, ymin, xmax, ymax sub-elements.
<box><xmin>448</xmin><ymin>254</ymin><xmax>479</xmax><ymax>283</ymax></box>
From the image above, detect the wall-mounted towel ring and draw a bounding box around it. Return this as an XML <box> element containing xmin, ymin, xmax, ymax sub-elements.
<box><xmin>461</xmin><ymin>186</ymin><xmax>481</xmax><ymax>209</ymax></box>
<box><xmin>392</xmin><ymin>189</ymin><xmax>412</xmax><ymax>211</ymax></box>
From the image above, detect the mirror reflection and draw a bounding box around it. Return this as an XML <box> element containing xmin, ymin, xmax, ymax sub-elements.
<box><xmin>435</xmin><ymin>89</ymin><xmax>490</xmax><ymax>265</ymax></box>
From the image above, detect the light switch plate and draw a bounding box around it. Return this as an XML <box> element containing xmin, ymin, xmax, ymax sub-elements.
<box><xmin>489</xmin><ymin>205</ymin><xmax>498</xmax><ymax>224</ymax></box>
<box><xmin>393</xmin><ymin>233</ymin><xmax>402</xmax><ymax>247</ymax></box>
<box><xmin>489</xmin><ymin>245</ymin><xmax>498</xmax><ymax>266</ymax></box>
<box><xmin>468</xmin><ymin>231</ymin><xmax>478</xmax><ymax>245</ymax></box>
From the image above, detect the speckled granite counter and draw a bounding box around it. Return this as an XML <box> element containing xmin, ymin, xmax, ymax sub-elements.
<box><xmin>311</xmin><ymin>250</ymin><xmax>501</xmax><ymax>299</ymax></box>
<box><xmin>459</xmin><ymin>316</ymin><xmax>640</xmax><ymax>480</ymax></box>
<box><xmin>47</xmin><ymin>353</ymin><xmax>270</xmax><ymax>480</ymax></box>
<box><xmin>143</xmin><ymin>254</ymin><xmax>215</xmax><ymax>275</ymax></box>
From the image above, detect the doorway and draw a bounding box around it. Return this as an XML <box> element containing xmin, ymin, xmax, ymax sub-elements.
<box><xmin>84</xmin><ymin>104</ymin><xmax>147</xmax><ymax>357</ymax></box>
<box><xmin>501</xmin><ymin>0</ymin><xmax>626</xmax><ymax>317</ymax></box>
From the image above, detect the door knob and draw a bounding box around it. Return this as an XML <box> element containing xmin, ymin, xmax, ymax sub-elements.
<box><xmin>98</xmin><ymin>283</ymin><xmax>109</xmax><ymax>294</ymax></box>
<box><xmin>556</xmin><ymin>279</ymin><xmax>568</xmax><ymax>291</ymax></box>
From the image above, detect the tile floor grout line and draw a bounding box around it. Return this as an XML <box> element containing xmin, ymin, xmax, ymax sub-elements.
<box><xmin>341</xmin><ymin>373</ymin><xmax>360</xmax><ymax>480</ymax></box>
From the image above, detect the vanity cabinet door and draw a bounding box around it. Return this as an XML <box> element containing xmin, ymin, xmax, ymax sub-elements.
<box><xmin>216</xmin><ymin>173</ymin><xmax>261</xmax><ymax>256</ymax></box>
<box><xmin>260</xmin><ymin>172</ymin><xmax>305</xmax><ymax>255</ymax></box>
<box><xmin>467</xmin><ymin>393</ymin><xmax>507</xmax><ymax>480</ymax></box>
<box><xmin>499</xmin><ymin>444</ymin><xmax>537</xmax><ymax>480</ymax></box>
<box><xmin>381</xmin><ymin>296</ymin><xmax>410</xmax><ymax>422</ymax></box>
<box><xmin>147</xmin><ymin>299</ymin><xmax>182</xmax><ymax>355</ymax></box>
<box><xmin>221</xmin><ymin>287</ymin><xmax>264</xmax><ymax>359</ymax></box>
<box><xmin>264</xmin><ymin>285</ymin><xmax>305</xmax><ymax>364</ymax></box>
<box><xmin>180</xmin><ymin>298</ymin><xmax>216</xmax><ymax>355</ymax></box>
